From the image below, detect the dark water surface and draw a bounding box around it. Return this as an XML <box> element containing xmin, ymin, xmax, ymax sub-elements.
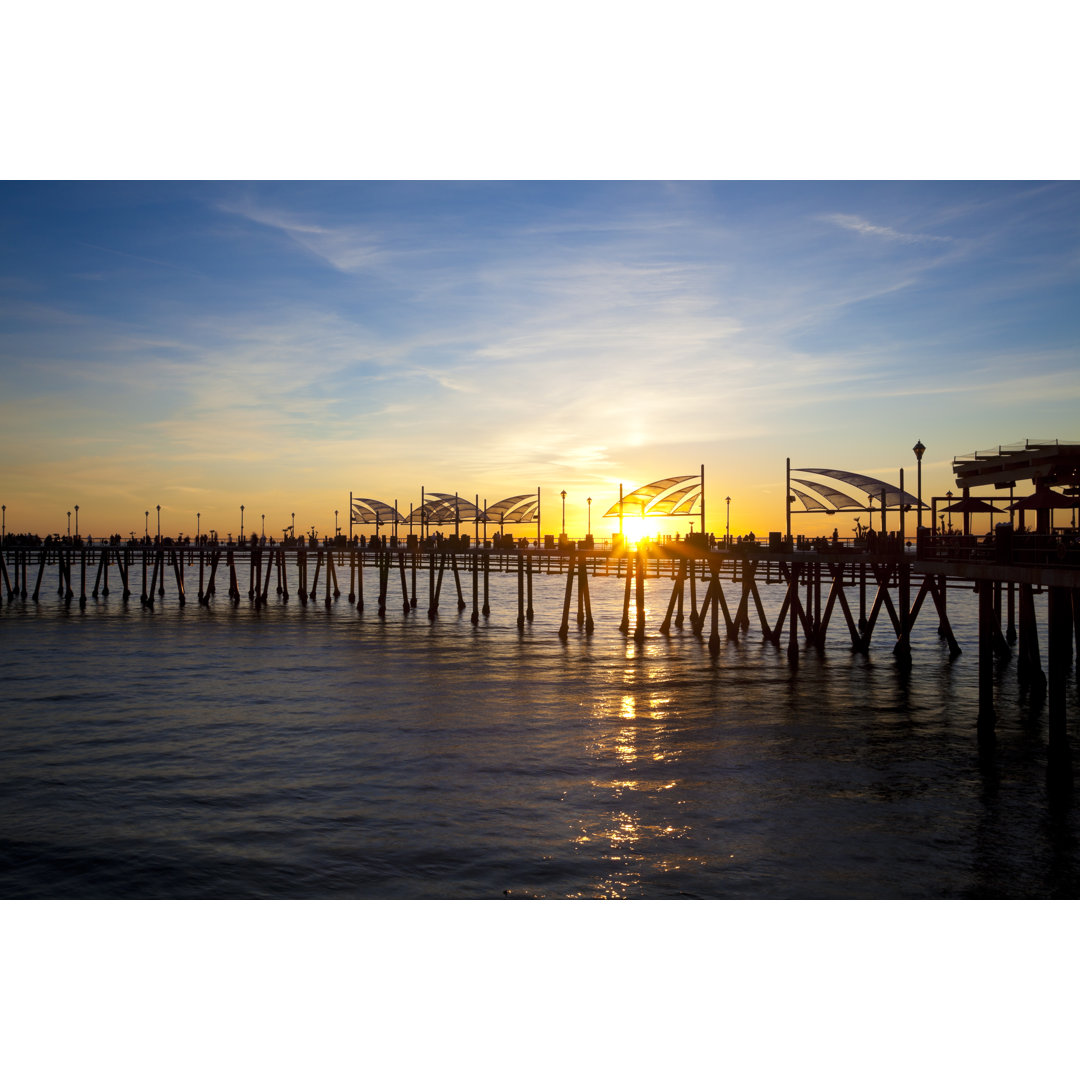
<box><xmin>2</xmin><ymin>561</ymin><xmax>1078</xmax><ymax>898</ymax></box>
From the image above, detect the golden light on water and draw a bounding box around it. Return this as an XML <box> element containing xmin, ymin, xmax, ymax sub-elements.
<box><xmin>571</xmin><ymin>682</ymin><xmax>689</xmax><ymax>896</ymax></box>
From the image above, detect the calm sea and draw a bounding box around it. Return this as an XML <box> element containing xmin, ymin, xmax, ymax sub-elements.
<box><xmin>1</xmin><ymin>553</ymin><xmax>1077</xmax><ymax>898</ymax></box>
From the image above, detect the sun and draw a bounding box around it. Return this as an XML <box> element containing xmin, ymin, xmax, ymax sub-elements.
<box><xmin>620</xmin><ymin>517</ymin><xmax>654</xmax><ymax>545</ymax></box>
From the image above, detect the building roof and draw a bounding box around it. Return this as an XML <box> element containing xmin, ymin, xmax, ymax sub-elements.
<box><xmin>952</xmin><ymin>439</ymin><xmax>1080</xmax><ymax>489</ymax></box>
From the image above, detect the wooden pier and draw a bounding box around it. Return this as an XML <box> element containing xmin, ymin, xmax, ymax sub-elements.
<box><xmin>3</xmin><ymin>536</ymin><xmax>1079</xmax><ymax>754</ymax></box>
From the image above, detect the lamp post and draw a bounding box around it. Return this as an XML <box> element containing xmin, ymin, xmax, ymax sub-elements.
<box><xmin>291</xmin><ymin>512</ymin><xmax>295</xmax><ymax>539</ymax></box>
<box><xmin>725</xmin><ymin>496</ymin><xmax>731</xmax><ymax>545</ymax></box>
<box><xmin>74</xmin><ymin>504</ymin><xmax>79</xmax><ymax>537</ymax></box>
<box><xmin>156</xmin><ymin>505</ymin><xmax>161</xmax><ymax>541</ymax></box>
<box><xmin>560</xmin><ymin>490</ymin><xmax>567</xmax><ymax>536</ymax></box>
<box><xmin>145</xmin><ymin>510</ymin><xmax>149</xmax><ymax>541</ymax></box>
<box><xmin>1</xmin><ymin>504</ymin><xmax>5</xmax><ymax>546</ymax></box>
<box><xmin>240</xmin><ymin>505</ymin><xmax>245</xmax><ymax>540</ymax></box>
<box><xmin>913</xmin><ymin>440</ymin><xmax>925</xmax><ymax>531</ymax></box>
<box><xmin>67</xmin><ymin>510</ymin><xmax>71</xmax><ymax>538</ymax></box>
<box><xmin>335</xmin><ymin>509</ymin><xmax>339</xmax><ymax>537</ymax></box>
<box><xmin>261</xmin><ymin>513</ymin><xmax>265</xmax><ymax>541</ymax></box>
<box><xmin>946</xmin><ymin>490</ymin><xmax>953</xmax><ymax>532</ymax></box>
<box><xmin>587</xmin><ymin>497</ymin><xmax>592</xmax><ymax>535</ymax></box>
<box><xmin>197</xmin><ymin>512</ymin><xmax>201</xmax><ymax>542</ymax></box>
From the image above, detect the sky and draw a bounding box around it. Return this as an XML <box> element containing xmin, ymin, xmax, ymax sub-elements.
<box><xmin>1</xmin><ymin>180</ymin><xmax>1078</xmax><ymax>542</ymax></box>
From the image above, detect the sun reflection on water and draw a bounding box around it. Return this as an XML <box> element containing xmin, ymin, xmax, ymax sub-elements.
<box><xmin>572</xmin><ymin>676</ymin><xmax>691</xmax><ymax>897</ymax></box>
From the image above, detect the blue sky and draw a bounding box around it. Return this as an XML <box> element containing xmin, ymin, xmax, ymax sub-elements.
<box><xmin>1</xmin><ymin>180</ymin><xmax>1078</xmax><ymax>539</ymax></box>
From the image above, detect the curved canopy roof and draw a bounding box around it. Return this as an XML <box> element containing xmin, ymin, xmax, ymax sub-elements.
<box><xmin>791</xmin><ymin>478</ymin><xmax>864</xmax><ymax>511</ymax></box>
<box><xmin>350</xmin><ymin>497</ymin><xmax>405</xmax><ymax>525</ymax></box>
<box><xmin>603</xmin><ymin>474</ymin><xmax>701</xmax><ymax>518</ymax></box>
<box><xmin>485</xmin><ymin>493</ymin><xmax>540</xmax><ymax>524</ymax></box>
<box><xmin>794</xmin><ymin>468</ymin><xmax>926</xmax><ymax>508</ymax></box>
<box><xmin>353</xmin><ymin>490</ymin><xmax>539</xmax><ymax>527</ymax></box>
<box><xmin>424</xmin><ymin>493</ymin><xmax>483</xmax><ymax>524</ymax></box>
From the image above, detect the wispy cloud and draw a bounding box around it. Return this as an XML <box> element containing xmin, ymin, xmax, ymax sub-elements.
<box><xmin>820</xmin><ymin>212</ymin><xmax>953</xmax><ymax>244</ymax></box>
<box><xmin>216</xmin><ymin>199</ymin><xmax>385</xmax><ymax>272</ymax></box>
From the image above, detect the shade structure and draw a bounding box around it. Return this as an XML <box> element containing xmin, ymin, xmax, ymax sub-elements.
<box><xmin>1008</xmin><ymin>488</ymin><xmax>1078</xmax><ymax>511</ymax></box>
<box><xmin>942</xmin><ymin>494</ymin><xmax>1003</xmax><ymax>538</ymax></box>
<box><xmin>602</xmin><ymin>475</ymin><xmax>700</xmax><ymax>518</ymax></box>
<box><xmin>1008</xmin><ymin>486</ymin><xmax>1078</xmax><ymax>533</ymax></box>
<box><xmin>795</xmin><ymin>468</ymin><xmax>925</xmax><ymax>508</ymax></box>
<box><xmin>943</xmin><ymin>496</ymin><xmax>1003</xmax><ymax>515</ymax></box>
<box><xmin>351</xmin><ymin>497</ymin><xmax>406</xmax><ymax>527</ymax></box>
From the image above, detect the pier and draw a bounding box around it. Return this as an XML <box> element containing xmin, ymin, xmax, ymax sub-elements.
<box><xmin>4</xmin><ymin>532</ymin><xmax>1079</xmax><ymax>754</ymax></box>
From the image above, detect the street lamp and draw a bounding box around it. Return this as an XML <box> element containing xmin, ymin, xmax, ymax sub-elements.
<box><xmin>291</xmin><ymin>512</ymin><xmax>295</xmax><ymax>539</ymax></box>
<box><xmin>156</xmin><ymin>505</ymin><xmax>161</xmax><ymax>541</ymax></box>
<box><xmin>335</xmin><ymin>509</ymin><xmax>339</xmax><ymax>537</ymax></box>
<box><xmin>261</xmin><ymin>513</ymin><xmax>265</xmax><ymax>541</ymax></box>
<box><xmin>197</xmin><ymin>512</ymin><xmax>201</xmax><ymax>542</ymax></box>
<box><xmin>67</xmin><ymin>510</ymin><xmax>71</xmax><ymax>538</ymax></box>
<box><xmin>913</xmin><ymin>440</ymin><xmax>925</xmax><ymax>531</ymax></box>
<box><xmin>725</xmin><ymin>495</ymin><xmax>731</xmax><ymax>545</ymax></box>
<box><xmin>240</xmin><ymin>505</ymin><xmax>245</xmax><ymax>540</ymax></box>
<box><xmin>587</xmin><ymin>497</ymin><xmax>592</xmax><ymax>535</ymax></box>
<box><xmin>946</xmin><ymin>490</ymin><xmax>953</xmax><ymax>532</ymax></box>
<box><xmin>145</xmin><ymin>510</ymin><xmax>149</xmax><ymax>541</ymax></box>
<box><xmin>1</xmin><ymin>504</ymin><xmax>5</xmax><ymax>547</ymax></box>
<box><xmin>560</xmin><ymin>490</ymin><xmax>567</xmax><ymax>536</ymax></box>
<box><xmin>74</xmin><ymin>504</ymin><xmax>79</xmax><ymax>536</ymax></box>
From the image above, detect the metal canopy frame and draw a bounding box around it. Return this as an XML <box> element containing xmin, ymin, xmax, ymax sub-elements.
<box><xmin>602</xmin><ymin>468</ymin><xmax>706</xmax><ymax>537</ymax></box>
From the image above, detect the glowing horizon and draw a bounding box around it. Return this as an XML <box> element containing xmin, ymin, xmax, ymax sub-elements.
<box><xmin>2</xmin><ymin>181</ymin><xmax>1078</xmax><ymax>541</ymax></box>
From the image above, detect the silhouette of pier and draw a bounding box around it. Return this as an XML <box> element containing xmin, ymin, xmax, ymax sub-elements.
<box><xmin>3</xmin><ymin>533</ymin><xmax>1079</xmax><ymax>757</ymax></box>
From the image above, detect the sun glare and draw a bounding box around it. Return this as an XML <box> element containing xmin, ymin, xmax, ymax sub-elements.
<box><xmin>620</xmin><ymin>518</ymin><xmax>654</xmax><ymax>545</ymax></box>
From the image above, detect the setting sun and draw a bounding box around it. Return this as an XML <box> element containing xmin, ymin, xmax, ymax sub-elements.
<box><xmin>620</xmin><ymin>518</ymin><xmax>655</xmax><ymax>545</ymax></box>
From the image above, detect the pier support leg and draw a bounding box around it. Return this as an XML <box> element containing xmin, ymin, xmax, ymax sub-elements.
<box><xmin>558</xmin><ymin>552</ymin><xmax>575</xmax><ymax>639</ymax></box>
<box><xmin>1048</xmin><ymin>586</ymin><xmax>1073</xmax><ymax>763</ymax></box>
<box><xmin>787</xmin><ymin>570</ymin><xmax>799</xmax><ymax>666</ymax></box>
<box><xmin>634</xmin><ymin>550</ymin><xmax>646</xmax><ymax>642</ymax></box>
<box><xmin>579</xmin><ymin>556</ymin><xmax>593</xmax><ymax>633</ymax></box>
<box><xmin>893</xmin><ymin>561</ymin><xmax>911</xmax><ymax>667</ymax></box>
<box><xmin>452</xmin><ymin>554</ymin><xmax>466</xmax><ymax>611</ymax></box>
<box><xmin>620</xmin><ymin>553</ymin><xmax>634</xmax><ymax>634</ymax></box>
<box><xmin>977</xmin><ymin>581</ymin><xmax>996</xmax><ymax>736</ymax></box>
<box><xmin>526</xmin><ymin>554</ymin><xmax>534</xmax><ymax>621</ymax></box>
<box><xmin>660</xmin><ymin>559</ymin><xmax>686</xmax><ymax>635</ymax></box>
<box><xmin>1017</xmin><ymin>583</ymin><xmax>1045</xmax><ymax>688</ymax></box>
<box><xmin>517</xmin><ymin>554</ymin><xmax>525</xmax><ymax>630</ymax></box>
<box><xmin>471</xmin><ymin>552</ymin><xmax>479</xmax><ymax>624</ymax></box>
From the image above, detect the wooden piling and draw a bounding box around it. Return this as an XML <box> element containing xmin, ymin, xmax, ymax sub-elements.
<box><xmin>482</xmin><ymin>551</ymin><xmax>490</xmax><ymax>616</ymax></box>
<box><xmin>976</xmin><ymin>581</ymin><xmax>996</xmax><ymax>735</ymax></box>
<box><xmin>517</xmin><ymin>553</ymin><xmax>525</xmax><ymax>630</ymax></box>
<box><xmin>1047</xmin><ymin>586</ymin><xmax>1072</xmax><ymax>755</ymax></box>
<box><xmin>0</xmin><ymin>552</ymin><xmax>11</xmax><ymax>600</ymax></box>
<box><xmin>173</xmin><ymin>550</ymin><xmax>186</xmax><ymax>604</ymax></box>
<box><xmin>659</xmin><ymin>559</ymin><xmax>686</xmax><ymax>635</ymax></box>
<box><xmin>32</xmin><ymin>550</ymin><xmax>45</xmax><ymax>602</ymax></box>
<box><xmin>634</xmin><ymin>549</ymin><xmax>645</xmax><ymax>642</ymax></box>
<box><xmin>620</xmin><ymin>553</ymin><xmax>634</xmax><ymax>633</ymax></box>
<box><xmin>558</xmin><ymin>551</ymin><xmax>576</xmax><ymax>638</ymax></box>
<box><xmin>92</xmin><ymin>550</ymin><xmax>106</xmax><ymax>598</ymax></box>
<box><xmin>471</xmin><ymin>551</ymin><xmax>479</xmax><ymax>624</ymax></box>
<box><xmin>579</xmin><ymin>555</ymin><xmax>593</xmax><ymax>633</ymax></box>
<box><xmin>1016</xmin><ymin>583</ymin><xmax>1045</xmax><ymax>687</ymax></box>
<box><xmin>398</xmin><ymin>551</ymin><xmax>409</xmax><ymax>613</ymax></box>
<box><xmin>452</xmin><ymin>554</ymin><xmax>466</xmax><ymax>611</ymax></box>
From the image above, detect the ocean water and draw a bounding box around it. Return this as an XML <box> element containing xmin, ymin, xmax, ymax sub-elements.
<box><xmin>1</xmin><ymin>552</ymin><xmax>1077</xmax><ymax>898</ymax></box>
